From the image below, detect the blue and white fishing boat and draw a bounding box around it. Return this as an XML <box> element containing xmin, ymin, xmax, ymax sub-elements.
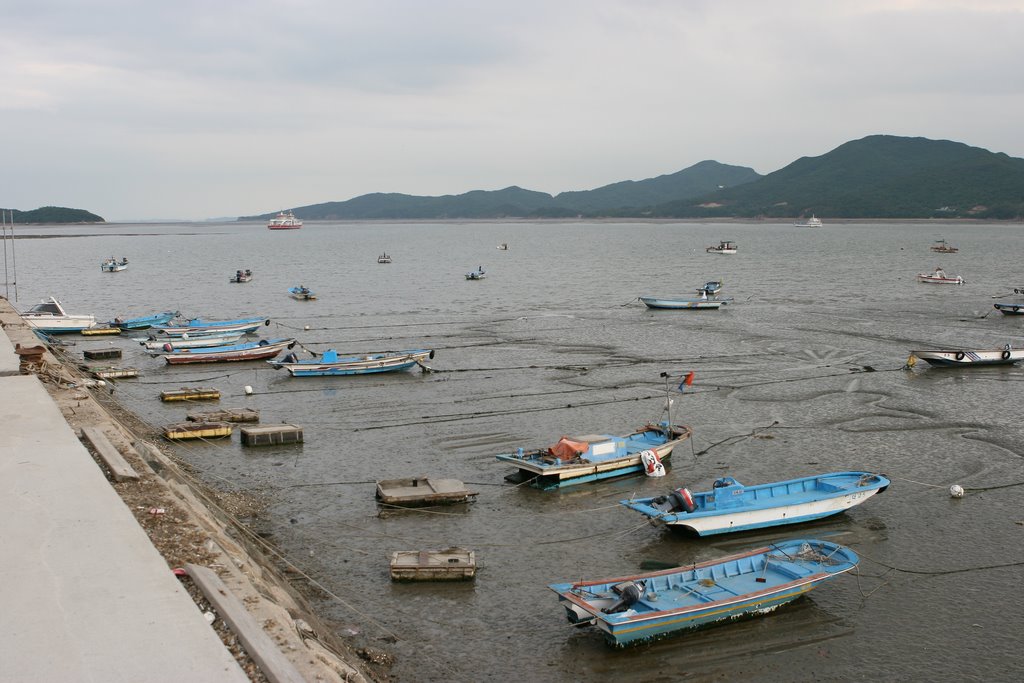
<box><xmin>20</xmin><ymin>297</ymin><xmax>96</xmax><ymax>333</ymax></box>
<box><xmin>269</xmin><ymin>348</ymin><xmax>434</xmax><ymax>376</ymax></box>
<box><xmin>140</xmin><ymin>331</ymin><xmax>246</xmax><ymax>351</ymax></box>
<box><xmin>495</xmin><ymin>421</ymin><xmax>692</xmax><ymax>489</ymax></box>
<box><xmin>639</xmin><ymin>295</ymin><xmax>731</xmax><ymax>310</ymax></box>
<box><xmin>466</xmin><ymin>266</ymin><xmax>486</xmax><ymax>280</ymax></box>
<box><xmin>620</xmin><ymin>471</ymin><xmax>889</xmax><ymax>536</ymax></box>
<box><xmin>909</xmin><ymin>344</ymin><xmax>1024</xmax><ymax>367</ymax></box>
<box><xmin>549</xmin><ymin>539</ymin><xmax>859</xmax><ymax>647</ymax></box>
<box><xmin>162</xmin><ymin>338</ymin><xmax>295</xmax><ymax>364</ymax></box>
<box><xmin>152</xmin><ymin>317</ymin><xmax>269</xmax><ymax>337</ymax></box>
<box><xmin>992</xmin><ymin>288</ymin><xmax>1024</xmax><ymax>315</ymax></box>
<box><xmin>289</xmin><ymin>285</ymin><xmax>317</xmax><ymax>300</ymax></box>
<box><xmin>107</xmin><ymin>310</ymin><xmax>179</xmax><ymax>330</ymax></box>
<box><xmin>100</xmin><ymin>257</ymin><xmax>129</xmax><ymax>272</ymax></box>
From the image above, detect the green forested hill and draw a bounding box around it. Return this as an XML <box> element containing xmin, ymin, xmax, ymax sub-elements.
<box><xmin>242</xmin><ymin>160</ymin><xmax>761</xmax><ymax>221</ymax></box>
<box><xmin>5</xmin><ymin>206</ymin><xmax>105</xmax><ymax>223</ymax></box>
<box><xmin>648</xmin><ymin>136</ymin><xmax>1024</xmax><ymax>219</ymax></box>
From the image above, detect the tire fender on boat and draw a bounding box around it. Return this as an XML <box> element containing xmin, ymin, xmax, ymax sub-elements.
<box><xmin>671</xmin><ymin>488</ymin><xmax>696</xmax><ymax>513</ymax></box>
<box><xmin>955</xmin><ymin>351</ymin><xmax>965</xmax><ymax>361</ymax></box>
<box><xmin>1002</xmin><ymin>350</ymin><xmax>1011</xmax><ymax>360</ymax></box>
<box><xmin>1014</xmin><ymin>306</ymin><xmax>1020</xmax><ymax>313</ymax></box>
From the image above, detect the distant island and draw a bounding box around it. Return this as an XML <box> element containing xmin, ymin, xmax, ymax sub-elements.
<box><xmin>3</xmin><ymin>206</ymin><xmax>105</xmax><ymax>224</ymax></box>
<box><xmin>242</xmin><ymin>135</ymin><xmax>1024</xmax><ymax>222</ymax></box>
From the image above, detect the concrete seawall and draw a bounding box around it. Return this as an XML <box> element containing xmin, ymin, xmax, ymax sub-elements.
<box><xmin>0</xmin><ymin>298</ymin><xmax>375</xmax><ymax>683</ymax></box>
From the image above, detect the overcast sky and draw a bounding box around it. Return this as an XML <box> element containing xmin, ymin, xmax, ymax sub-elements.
<box><xmin>3</xmin><ymin>0</ymin><xmax>1023</xmax><ymax>221</ymax></box>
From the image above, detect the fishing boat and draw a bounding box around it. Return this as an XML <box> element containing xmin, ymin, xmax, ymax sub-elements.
<box><xmin>639</xmin><ymin>296</ymin><xmax>731</xmax><ymax>310</ymax></box>
<box><xmin>140</xmin><ymin>331</ymin><xmax>246</xmax><ymax>351</ymax></box>
<box><xmin>267</xmin><ymin>210</ymin><xmax>302</xmax><ymax>229</ymax></box>
<box><xmin>991</xmin><ymin>288</ymin><xmax>1024</xmax><ymax>315</ymax></box>
<box><xmin>100</xmin><ymin>257</ymin><xmax>129</xmax><ymax>272</ymax></box>
<box><xmin>698</xmin><ymin>280</ymin><xmax>723</xmax><ymax>296</ymax></box>
<box><xmin>288</xmin><ymin>286</ymin><xmax>317</xmax><ymax>300</ymax></box>
<box><xmin>151</xmin><ymin>317</ymin><xmax>270</xmax><ymax>337</ymax></box>
<box><xmin>620</xmin><ymin>471</ymin><xmax>889</xmax><ymax>536</ymax></box>
<box><xmin>495</xmin><ymin>421</ymin><xmax>693</xmax><ymax>489</ymax></box>
<box><xmin>229</xmin><ymin>269</ymin><xmax>253</xmax><ymax>283</ymax></box>
<box><xmin>706</xmin><ymin>240</ymin><xmax>737</xmax><ymax>254</ymax></box>
<box><xmin>377</xmin><ymin>253</ymin><xmax>392</xmax><ymax>264</ymax></box>
<box><xmin>162</xmin><ymin>338</ymin><xmax>295</xmax><ymax>364</ymax></box>
<box><xmin>549</xmin><ymin>539</ymin><xmax>858</xmax><ymax>648</ymax></box>
<box><xmin>909</xmin><ymin>344</ymin><xmax>1024</xmax><ymax>367</ymax></box>
<box><xmin>466</xmin><ymin>267</ymin><xmax>486</xmax><ymax>280</ymax></box>
<box><xmin>268</xmin><ymin>348</ymin><xmax>434</xmax><ymax>376</ymax></box>
<box><xmin>917</xmin><ymin>266</ymin><xmax>964</xmax><ymax>284</ymax></box>
<box><xmin>107</xmin><ymin>311</ymin><xmax>179</xmax><ymax>330</ymax></box>
<box><xmin>794</xmin><ymin>215</ymin><xmax>823</xmax><ymax>228</ymax></box>
<box><xmin>931</xmin><ymin>239</ymin><xmax>959</xmax><ymax>253</ymax></box>
<box><xmin>497</xmin><ymin>243</ymin><xmax>509</xmax><ymax>250</ymax></box>
<box><xmin>20</xmin><ymin>297</ymin><xmax>96</xmax><ymax>333</ymax></box>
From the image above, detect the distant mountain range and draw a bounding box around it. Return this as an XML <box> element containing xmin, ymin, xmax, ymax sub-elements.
<box><xmin>243</xmin><ymin>135</ymin><xmax>1024</xmax><ymax>222</ymax></box>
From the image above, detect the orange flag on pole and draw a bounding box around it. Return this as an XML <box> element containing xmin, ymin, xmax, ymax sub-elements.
<box><xmin>678</xmin><ymin>371</ymin><xmax>695</xmax><ymax>392</ymax></box>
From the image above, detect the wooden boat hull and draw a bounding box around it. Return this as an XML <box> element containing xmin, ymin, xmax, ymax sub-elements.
<box><xmin>163</xmin><ymin>421</ymin><xmax>233</xmax><ymax>440</ymax></box>
<box><xmin>621</xmin><ymin>472</ymin><xmax>889</xmax><ymax>536</ymax></box>
<box><xmin>549</xmin><ymin>539</ymin><xmax>858</xmax><ymax>647</ymax></box>
<box><xmin>640</xmin><ymin>297</ymin><xmax>728</xmax><ymax>310</ymax></box>
<box><xmin>910</xmin><ymin>348</ymin><xmax>1024</xmax><ymax>366</ymax></box>
<box><xmin>269</xmin><ymin>349</ymin><xmax>433</xmax><ymax>376</ymax></box>
<box><xmin>496</xmin><ymin>423</ymin><xmax>692</xmax><ymax>490</ymax></box>
<box><xmin>163</xmin><ymin>338</ymin><xmax>295</xmax><ymax>364</ymax></box>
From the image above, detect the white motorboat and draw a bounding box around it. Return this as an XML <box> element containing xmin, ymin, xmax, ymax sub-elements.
<box><xmin>20</xmin><ymin>297</ymin><xmax>96</xmax><ymax>333</ymax></box>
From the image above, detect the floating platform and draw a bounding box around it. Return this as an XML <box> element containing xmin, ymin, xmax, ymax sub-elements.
<box><xmin>80</xmin><ymin>327</ymin><xmax>122</xmax><ymax>336</ymax></box>
<box><xmin>87</xmin><ymin>366</ymin><xmax>139</xmax><ymax>379</ymax></box>
<box><xmin>83</xmin><ymin>348</ymin><xmax>122</xmax><ymax>361</ymax></box>
<box><xmin>240</xmin><ymin>424</ymin><xmax>303</xmax><ymax>447</ymax></box>
<box><xmin>163</xmin><ymin>421</ymin><xmax>233</xmax><ymax>440</ymax></box>
<box><xmin>160</xmin><ymin>387</ymin><xmax>221</xmax><ymax>402</ymax></box>
<box><xmin>390</xmin><ymin>548</ymin><xmax>477</xmax><ymax>581</ymax></box>
<box><xmin>375</xmin><ymin>477</ymin><xmax>478</xmax><ymax>507</ymax></box>
<box><xmin>187</xmin><ymin>408</ymin><xmax>260</xmax><ymax>423</ymax></box>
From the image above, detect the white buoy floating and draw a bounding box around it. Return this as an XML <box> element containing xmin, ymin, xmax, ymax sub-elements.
<box><xmin>950</xmin><ymin>484</ymin><xmax>965</xmax><ymax>498</ymax></box>
<box><xmin>304</xmin><ymin>325</ymin><xmax>310</xmax><ymax>330</ymax></box>
<box><xmin>244</xmin><ymin>385</ymin><xmax>253</xmax><ymax>395</ymax></box>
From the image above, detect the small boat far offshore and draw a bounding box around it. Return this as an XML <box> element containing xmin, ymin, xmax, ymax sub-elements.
<box><xmin>100</xmin><ymin>257</ymin><xmax>129</xmax><ymax>272</ymax></box>
<box><xmin>620</xmin><ymin>471</ymin><xmax>889</xmax><ymax>535</ymax></box>
<box><xmin>706</xmin><ymin>240</ymin><xmax>737</xmax><ymax>254</ymax></box>
<box><xmin>916</xmin><ymin>266</ymin><xmax>964</xmax><ymax>284</ymax></box>
<box><xmin>549</xmin><ymin>539</ymin><xmax>859</xmax><ymax>647</ymax></box>
<box><xmin>466</xmin><ymin>267</ymin><xmax>486</xmax><ymax>280</ymax></box>
<box><xmin>288</xmin><ymin>286</ymin><xmax>317</xmax><ymax>300</ymax></box>
<box><xmin>267</xmin><ymin>210</ymin><xmax>302</xmax><ymax>229</ymax></box>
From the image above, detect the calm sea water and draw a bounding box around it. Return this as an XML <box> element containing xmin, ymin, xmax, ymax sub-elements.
<box><xmin>10</xmin><ymin>220</ymin><xmax>1024</xmax><ymax>682</ymax></box>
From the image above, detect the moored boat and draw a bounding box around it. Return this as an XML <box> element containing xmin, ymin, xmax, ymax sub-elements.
<box><xmin>549</xmin><ymin>539</ymin><xmax>858</xmax><ymax>647</ymax></box>
<box><xmin>640</xmin><ymin>296</ymin><xmax>731</xmax><ymax>310</ymax></box>
<box><xmin>20</xmin><ymin>297</ymin><xmax>96</xmax><ymax>333</ymax></box>
<box><xmin>151</xmin><ymin>317</ymin><xmax>270</xmax><ymax>337</ymax></box>
<box><xmin>108</xmin><ymin>311</ymin><xmax>179</xmax><ymax>330</ymax></box>
<box><xmin>267</xmin><ymin>210</ymin><xmax>302</xmax><ymax>229</ymax></box>
<box><xmin>377</xmin><ymin>253</ymin><xmax>392</xmax><ymax>264</ymax></box>
<box><xmin>992</xmin><ymin>288</ymin><xmax>1024</xmax><ymax>315</ymax></box>
<box><xmin>162</xmin><ymin>338</ymin><xmax>295</xmax><ymax>364</ymax></box>
<box><xmin>794</xmin><ymin>215</ymin><xmax>823</xmax><ymax>228</ymax></box>
<box><xmin>931</xmin><ymin>239</ymin><xmax>959</xmax><ymax>253</ymax></box>
<box><xmin>495</xmin><ymin>421</ymin><xmax>692</xmax><ymax>489</ymax></box>
<box><xmin>288</xmin><ymin>286</ymin><xmax>317</xmax><ymax>300</ymax></box>
<box><xmin>466</xmin><ymin>267</ymin><xmax>486</xmax><ymax>280</ymax></box>
<box><xmin>909</xmin><ymin>344</ymin><xmax>1024</xmax><ymax>367</ymax></box>
<box><xmin>163</xmin><ymin>421</ymin><xmax>233</xmax><ymax>440</ymax></box>
<box><xmin>101</xmin><ymin>257</ymin><xmax>129</xmax><ymax>272</ymax></box>
<box><xmin>698</xmin><ymin>280</ymin><xmax>723</xmax><ymax>296</ymax></box>
<box><xmin>141</xmin><ymin>331</ymin><xmax>246</xmax><ymax>351</ymax></box>
<box><xmin>916</xmin><ymin>266</ymin><xmax>964</xmax><ymax>284</ymax></box>
<box><xmin>269</xmin><ymin>348</ymin><xmax>434</xmax><ymax>376</ymax></box>
<box><xmin>229</xmin><ymin>269</ymin><xmax>253</xmax><ymax>283</ymax></box>
<box><xmin>706</xmin><ymin>240</ymin><xmax>737</xmax><ymax>254</ymax></box>
<box><xmin>620</xmin><ymin>471</ymin><xmax>889</xmax><ymax>535</ymax></box>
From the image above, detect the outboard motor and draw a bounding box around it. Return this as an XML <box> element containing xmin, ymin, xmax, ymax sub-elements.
<box><xmin>601</xmin><ymin>581</ymin><xmax>642</xmax><ymax>614</ymax></box>
<box><xmin>669</xmin><ymin>488</ymin><xmax>696</xmax><ymax>513</ymax></box>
